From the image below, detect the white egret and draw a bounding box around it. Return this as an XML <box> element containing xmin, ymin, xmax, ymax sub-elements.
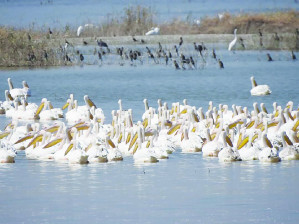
<box><xmin>228</xmin><ymin>28</ymin><xmax>237</xmax><ymax>51</ymax></box>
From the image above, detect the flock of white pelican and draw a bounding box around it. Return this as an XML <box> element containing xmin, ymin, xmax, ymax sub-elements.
<box><xmin>0</xmin><ymin>78</ymin><xmax>298</xmax><ymax>164</ymax></box>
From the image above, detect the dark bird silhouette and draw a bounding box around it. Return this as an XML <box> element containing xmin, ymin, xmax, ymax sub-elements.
<box><xmin>218</xmin><ymin>59</ymin><xmax>224</xmax><ymax>69</ymax></box>
<box><xmin>165</xmin><ymin>55</ymin><xmax>169</xmax><ymax>65</ymax></box>
<box><xmin>258</xmin><ymin>29</ymin><xmax>263</xmax><ymax>47</ymax></box>
<box><xmin>173</xmin><ymin>60</ymin><xmax>180</xmax><ymax>70</ymax></box>
<box><xmin>174</xmin><ymin>45</ymin><xmax>179</xmax><ymax>56</ymax></box>
<box><xmin>149</xmin><ymin>52</ymin><xmax>156</xmax><ymax>63</ymax></box>
<box><xmin>64</xmin><ymin>39</ymin><xmax>73</xmax><ymax>49</ymax></box>
<box><xmin>132</xmin><ymin>36</ymin><xmax>138</xmax><ymax>42</ymax></box>
<box><xmin>158</xmin><ymin>42</ymin><xmax>163</xmax><ymax>52</ymax></box>
<box><xmin>48</xmin><ymin>28</ymin><xmax>53</xmax><ymax>38</ymax></box>
<box><xmin>83</xmin><ymin>39</ymin><xmax>88</xmax><ymax>45</ymax></box>
<box><xmin>146</xmin><ymin>47</ymin><xmax>156</xmax><ymax>63</ymax></box>
<box><xmin>190</xmin><ymin>56</ymin><xmax>195</xmax><ymax>68</ymax></box>
<box><xmin>180</xmin><ymin>53</ymin><xmax>187</xmax><ymax>64</ymax></box>
<box><xmin>179</xmin><ymin>37</ymin><xmax>183</xmax><ymax>47</ymax></box>
<box><xmin>267</xmin><ymin>53</ymin><xmax>273</xmax><ymax>61</ymax></box>
<box><xmin>97</xmin><ymin>39</ymin><xmax>108</xmax><ymax>48</ymax></box>
<box><xmin>141</xmin><ymin>39</ymin><xmax>145</xmax><ymax>44</ymax></box>
<box><xmin>194</xmin><ymin>42</ymin><xmax>203</xmax><ymax>56</ymax></box>
<box><xmin>146</xmin><ymin>46</ymin><xmax>152</xmax><ymax>55</ymax></box>
<box><xmin>80</xmin><ymin>53</ymin><xmax>84</xmax><ymax>62</ymax></box>
<box><xmin>239</xmin><ymin>37</ymin><xmax>245</xmax><ymax>49</ymax></box>
<box><xmin>291</xmin><ymin>51</ymin><xmax>296</xmax><ymax>60</ymax></box>
<box><xmin>65</xmin><ymin>54</ymin><xmax>71</xmax><ymax>62</ymax></box>
<box><xmin>98</xmin><ymin>51</ymin><xmax>102</xmax><ymax>61</ymax></box>
<box><xmin>168</xmin><ymin>51</ymin><xmax>172</xmax><ymax>59</ymax></box>
<box><xmin>43</xmin><ymin>50</ymin><xmax>48</xmax><ymax>61</ymax></box>
<box><xmin>129</xmin><ymin>50</ymin><xmax>134</xmax><ymax>62</ymax></box>
<box><xmin>258</xmin><ymin>29</ymin><xmax>263</xmax><ymax>37</ymax></box>
<box><xmin>28</xmin><ymin>52</ymin><xmax>36</xmax><ymax>62</ymax></box>
<box><xmin>212</xmin><ymin>49</ymin><xmax>217</xmax><ymax>59</ymax></box>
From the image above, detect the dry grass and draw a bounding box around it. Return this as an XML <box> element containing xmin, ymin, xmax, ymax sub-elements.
<box><xmin>198</xmin><ymin>10</ymin><xmax>299</xmax><ymax>34</ymax></box>
<box><xmin>0</xmin><ymin>27</ymin><xmax>64</xmax><ymax>67</ymax></box>
<box><xmin>159</xmin><ymin>10</ymin><xmax>299</xmax><ymax>35</ymax></box>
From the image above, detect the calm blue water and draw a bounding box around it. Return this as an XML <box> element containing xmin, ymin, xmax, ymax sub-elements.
<box><xmin>0</xmin><ymin>48</ymin><xmax>299</xmax><ymax>223</ymax></box>
<box><xmin>0</xmin><ymin>0</ymin><xmax>298</xmax><ymax>28</ymax></box>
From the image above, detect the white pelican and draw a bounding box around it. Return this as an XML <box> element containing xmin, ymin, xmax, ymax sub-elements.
<box><xmin>278</xmin><ymin>131</ymin><xmax>299</xmax><ymax>160</ymax></box>
<box><xmin>228</xmin><ymin>28</ymin><xmax>237</xmax><ymax>51</ymax></box>
<box><xmin>0</xmin><ymin>139</ymin><xmax>16</xmax><ymax>163</ymax></box>
<box><xmin>250</xmin><ymin>76</ymin><xmax>271</xmax><ymax>96</ymax></box>
<box><xmin>104</xmin><ymin>136</ymin><xmax>123</xmax><ymax>162</ymax></box>
<box><xmin>7</xmin><ymin>78</ymin><xmax>30</xmax><ymax>99</ymax></box>
<box><xmin>65</xmin><ymin>100</ymin><xmax>90</xmax><ymax>124</ymax></box>
<box><xmin>202</xmin><ymin>129</ymin><xmax>221</xmax><ymax>157</ymax></box>
<box><xmin>133</xmin><ymin>126</ymin><xmax>158</xmax><ymax>163</ymax></box>
<box><xmin>238</xmin><ymin>133</ymin><xmax>260</xmax><ymax>160</ymax></box>
<box><xmin>258</xmin><ymin>133</ymin><xmax>280</xmax><ymax>162</ymax></box>
<box><xmin>145</xmin><ymin>27</ymin><xmax>160</xmax><ymax>36</ymax></box>
<box><xmin>86</xmin><ymin>139</ymin><xmax>108</xmax><ymax>163</ymax></box>
<box><xmin>64</xmin><ymin>128</ymin><xmax>88</xmax><ymax>164</ymax></box>
<box><xmin>146</xmin><ymin>136</ymin><xmax>169</xmax><ymax>159</ymax></box>
<box><xmin>35</xmin><ymin>98</ymin><xmax>60</xmax><ymax>121</ymax></box>
<box><xmin>218</xmin><ymin>131</ymin><xmax>241</xmax><ymax>162</ymax></box>
<box><xmin>180</xmin><ymin>127</ymin><xmax>202</xmax><ymax>153</ymax></box>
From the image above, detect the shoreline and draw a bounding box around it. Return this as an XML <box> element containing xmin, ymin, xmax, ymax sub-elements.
<box><xmin>1</xmin><ymin>32</ymin><xmax>297</xmax><ymax>69</ymax></box>
<box><xmin>47</xmin><ymin>33</ymin><xmax>298</xmax><ymax>48</ymax></box>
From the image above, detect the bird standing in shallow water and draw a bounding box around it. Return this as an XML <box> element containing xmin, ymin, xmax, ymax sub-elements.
<box><xmin>174</xmin><ymin>45</ymin><xmax>179</xmax><ymax>56</ymax></box>
<box><xmin>190</xmin><ymin>57</ymin><xmax>195</xmax><ymax>69</ymax></box>
<box><xmin>228</xmin><ymin>28</ymin><xmax>237</xmax><ymax>51</ymax></box>
<box><xmin>267</xmin><ymin>53</ymin><xmax>273</xmax><ymax>61</ymax></box>
<box><xmin>97</xmin><ymin>39</ymin><xmax>108</xmax><ymax>48</ymax></box>
<box><xmin>80</xmin><ymin>54</ymin><xmax>84</xmax><ymax>62</ymax></box>
<box><xmin>218</xmin><ymin>59</ymin><xmax>224</xmax><ymax>69</ymax></box>
<box><xmin>98</xmin><ymin>51</ymin><xmax>102</xmax><ymax>62</ymax></box>
<box><xmin>179</xmin><ymin>37</ymin><xmax>183</xmax><ymax>47</ymax></box>
<box><xmin>291</xmin><ymin>51</ymin><xmax>296</xmax><ymax>60</ymax></box>
<box><xmin>173</xmin><ymin>60</ymin><xmax>180</xmax><ymax>70</ymax></box>
<box><xmin>212</xmin><ymin>49</ymin><xmax>217</xmax><ymax>59</ymax></box>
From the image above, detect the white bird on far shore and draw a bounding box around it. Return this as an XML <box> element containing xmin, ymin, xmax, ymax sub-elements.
<box><xmin>77</xmin><ymin>26</ymin><xmax>84</xmax><ymax>37</ymax></box>
<box><xmin>146</xmin><ymin>27</ymin><xmax>160</xmax><ymax>36</ymax></box>
<box><xmin>228</xmin><ymin>28</ymin><xmax>237</xmax><ymax>51</ymax></box>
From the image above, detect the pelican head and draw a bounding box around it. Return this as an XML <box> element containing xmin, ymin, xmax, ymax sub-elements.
<box><xmin>22</xmin><ymin>80</ymin><xmax>29</xmax><ymax>88</ymax></box>
<box><xmin>7</xmin><ymin>78</ymin><xmax>13</xmax><ymax>90</ymax></box>
<box><xmin>250</xmin><ymin>76</ymin><xmax>257</xmax><ymax>88</ymax></box>
<box><xmin>183</xmin><ymin>99</ymin><xmax>187</xmax><ymax>106</ymax></box>
<box><xmin>157</xmin><ymin>99</ymin><xmax>162</xmax><ymax>108</ymax></box>
<box><xmin>143</xmin><ymin>99</ymin><xmax>149</xmax><ymax>111</ymax></box>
